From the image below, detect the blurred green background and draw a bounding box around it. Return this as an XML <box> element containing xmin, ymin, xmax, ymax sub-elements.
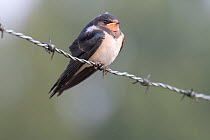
<box><xmin>1</xmin><ymin>0</ymin><xmax>210</xmax><ymax>140</ymax></box>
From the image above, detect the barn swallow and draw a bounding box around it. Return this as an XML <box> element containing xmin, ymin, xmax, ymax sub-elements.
<box><xmin>49</xmin><ymin>12</ymin><xmax>124</xmax><ymax>98</ymax></box>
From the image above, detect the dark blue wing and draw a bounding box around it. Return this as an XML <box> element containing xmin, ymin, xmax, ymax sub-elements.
<box><xmin>49</xmin><ymin>30</ymin><xmax>105</xmax><ymax>98</ymax></box>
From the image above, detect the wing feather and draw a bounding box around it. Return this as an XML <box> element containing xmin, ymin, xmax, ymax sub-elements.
<box><xmin>49</xmin><ymin>30</ymin><xmax>105</xmax><ymax>98</ymax></box>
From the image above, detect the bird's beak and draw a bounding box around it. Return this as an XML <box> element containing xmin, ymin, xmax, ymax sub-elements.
<box><xmin>105</xmin><ymin>20</ymin><xmax>120</xmax><ymax>31</ymax></box>
<box><xmin>113</xmin><ymin>20</ymin><xmax>120</xmax><ymax>24</ymax></box>
<box><xmin>115</xmin><ymin>21</ymin><xmax>120</xmax><ymax>24</ymax></box>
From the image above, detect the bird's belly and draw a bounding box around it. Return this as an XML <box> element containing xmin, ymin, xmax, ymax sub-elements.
<box><xmin>89</xmin><ymin>32</ymin><xmax>123</xmax><ymax>66</ymax></box>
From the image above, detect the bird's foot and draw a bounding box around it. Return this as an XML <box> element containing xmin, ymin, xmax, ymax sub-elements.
<box><xmin>94</xmin><ymin>61</ymin><xmax>110</xmax><ymax>78</ymax></box>
<box><xmin>94</xmin><ymin>61</ymin><xmax>104</xmax><ymax>70</ymax></box>
<box><xmin>102</xmin><ymin>66</ymin><xmax>110</xmax><ymax>78</ymax></box>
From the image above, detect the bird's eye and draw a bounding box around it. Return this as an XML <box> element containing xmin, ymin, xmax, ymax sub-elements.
<box><xmin>103</xmin><ymin>20</ymin><xmax>109</xmax><ymax>24</ymax></box>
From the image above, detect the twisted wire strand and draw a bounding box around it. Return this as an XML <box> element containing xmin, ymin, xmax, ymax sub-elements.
<box><xmin>1</xmin><ymin>23</ymin><xmax>210</xmax><ymax>101</ymax></box>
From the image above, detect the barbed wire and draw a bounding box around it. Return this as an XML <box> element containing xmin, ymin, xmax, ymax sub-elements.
<box><xmin>1</xmin><ymin>23</ymin><xmax>210</xmax><ymax>101</ymax></box>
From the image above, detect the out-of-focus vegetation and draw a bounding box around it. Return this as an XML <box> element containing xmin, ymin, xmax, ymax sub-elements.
<box><xmin>1</xmin><ymin>0</ymin><xmax>210</xmax><ymax>140</ymax></box>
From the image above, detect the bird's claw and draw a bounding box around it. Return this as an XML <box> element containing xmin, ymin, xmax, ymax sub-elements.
<box><xmin>102</xmin><ymin>66</ymin><xmax>110</xmax><ymax>78</ymax></box>
<box><xmin>95</xmin><ymin>61</ymin><xmax>103</xmax><ymax>69</ymax></box>
<box><xmin>94</xmin><ymin>61</ymin><xmax>110</xmax><ymax>78</ymax></box>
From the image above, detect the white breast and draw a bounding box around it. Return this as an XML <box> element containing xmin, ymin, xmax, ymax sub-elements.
<box><xmin>73</xmin><ymin>32</ymin><xmax>124</xmax><ymax>76</ymax></box>
<box><xmin>89</xmin><ymin>32</ymin><xmax>124</xmax><ymax>66</ymax></box>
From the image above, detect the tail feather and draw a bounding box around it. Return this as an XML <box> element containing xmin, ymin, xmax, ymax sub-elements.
<box><xmin>49</xmin><ymin>66</ymin><xmax>97</xmax><ymax>98</ymax></box>
<box><xmin>49</xmin><ymin>81</ymin><xmax>58</xmax><ymax>94</ymax></box>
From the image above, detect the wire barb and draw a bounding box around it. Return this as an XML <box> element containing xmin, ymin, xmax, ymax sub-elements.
<box><xmin>142</xmin><ymin>74</ymin><xmax>151</xmax><ymax>94</ymax></box>
<box><xmin>141</xmin><ymin>74</ymin><xmax>151</xmax><ymax>87</ymax></box>
<box><xmin>180</xmin><ymin>94</ymin><xmax>186</xmax><ymax>102</ymax></box>
<box><xmin>1</xmin><ymin>23</ymin><xmax>210</xmax><ymax>102</ymax></box>
<box><xmin>44</xmin><ymin>42</ymin><xmax>55</xmax><ymax>60</ymax></box>
<box><xmin>133</xmin><ymin>74</ymin><xmax>151</xmax><ymax>94</ymax></box>
<box><xmin>0</xmin><ymin>23</ymin><xmax>4</xmax><ymax>39</ymax></box>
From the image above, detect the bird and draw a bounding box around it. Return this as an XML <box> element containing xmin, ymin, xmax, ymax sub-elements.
<box><xmin>49</xmin><ymin>12</ymin><xmax>124</xmax><ymax>98</ymax></box>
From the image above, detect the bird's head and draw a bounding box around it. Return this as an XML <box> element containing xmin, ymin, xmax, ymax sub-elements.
<box><xmin>93</xmin><ymin>12</ymin><xmax>120</xmax><ymax>32</ymax></box>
